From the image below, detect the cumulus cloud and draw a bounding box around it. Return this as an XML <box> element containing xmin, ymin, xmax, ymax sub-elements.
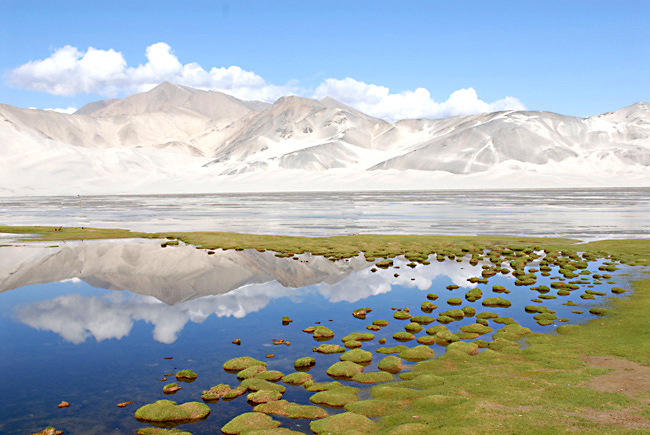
<box><xmin>313</xmin><ymin>77</ymin><xmax>526</xmax><ymax>120</ymax></box>
<box><xmin>7</xmin><ymin>42</ymin><xmax>525</xmax><ymax>120</ymax></box>
<box><xmin>8</xmin><ymin>42</ymin><xmax>295</xmax><ymax>102</ymax></box>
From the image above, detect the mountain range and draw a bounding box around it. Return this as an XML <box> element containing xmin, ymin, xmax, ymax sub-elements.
<box><xmin>1</xmin><ymin>82</ymin><xmax>648</xmax><ymax>195</ymax></box>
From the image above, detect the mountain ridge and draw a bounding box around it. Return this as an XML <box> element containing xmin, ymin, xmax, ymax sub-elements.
<box><xmin>0</xmin><ymin>82</ymin><xmax>648</xmax><ymax>195</ymax></box>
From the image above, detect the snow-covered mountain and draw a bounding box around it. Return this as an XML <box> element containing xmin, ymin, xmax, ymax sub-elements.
<box><xmin>0</xmin><ymin>82</ymin><xmax>648</xmax><ymax>195</ymax></box>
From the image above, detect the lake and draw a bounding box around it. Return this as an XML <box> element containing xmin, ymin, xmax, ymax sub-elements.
<box><xmin>0</xmin><ymin>188</ymin><xmax>648</xmax><ymax>240</ymax></box>
<box><xmin>0</xmin><ymin>238</ymin><xmax>637</xmax><ymax>434</ymax></box>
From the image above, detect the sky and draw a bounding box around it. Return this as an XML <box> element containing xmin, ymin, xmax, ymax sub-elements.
<box><xmin>1</xmin><ymin>0</ymin><xmax>648</xmax><ymax>120</ymax></box>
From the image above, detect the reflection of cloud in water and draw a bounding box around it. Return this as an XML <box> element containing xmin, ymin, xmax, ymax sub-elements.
<box><xmin>17</xmin><ymin>281</ymin><xmax>296</xmax><ymax>344</ymax></box>
<box><xmin>17</xmin><ymin>256</ymin><xmax>487</xmax><ymax>344</ymax></box>
<box><xmin>316</xmin><ymin>258</ymin><xmax>483</xmax><ymax>303</ymax></box>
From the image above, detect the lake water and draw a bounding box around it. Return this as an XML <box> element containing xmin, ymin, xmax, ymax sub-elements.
<box><xmin>0</xmin><ymin>188</ymin><xmax>648</xmax><ymax>240</ymax></box>
<box><xmin>0</xmin><ymin>239</ymin><xmax>637</xmax><ymax>434</ymax></box>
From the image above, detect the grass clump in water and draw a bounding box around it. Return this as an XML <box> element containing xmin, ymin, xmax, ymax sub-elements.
<box><xmin>135</xmin><ymin>400</ymin><xmax>210</xmax><ymax>423</ymax></box>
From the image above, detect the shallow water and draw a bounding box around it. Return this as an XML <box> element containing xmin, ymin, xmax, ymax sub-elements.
<box><xmin>0</xmin><ymin>188</ymin><xmax>648</xmax><ymax>240</ymax></box>
<box><xmin>0</xmin><ymin>240</ymin><xmax>635</xmax><ymax>434</ymax></box>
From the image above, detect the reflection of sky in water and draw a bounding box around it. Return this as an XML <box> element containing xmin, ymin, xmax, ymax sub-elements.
<box><xmin>14</xmin><ymin>258</ymin><xmax>485</xmax><ymax>344</ymax></box>
<box><xmin>0</xmin><ymin>251</ymin><xmax>637</xmax><ymax>434</ymax></box>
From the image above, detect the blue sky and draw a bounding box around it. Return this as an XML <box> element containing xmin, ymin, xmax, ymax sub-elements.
<box><xmin>1</xmin><ymin>0</ymin><xmax>648</xmax><ymax>119</ymax></box>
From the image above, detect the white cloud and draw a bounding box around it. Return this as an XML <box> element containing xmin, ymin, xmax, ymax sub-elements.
<box><xmin>7</xmin><ymin>42</ymin><xmax>525</xmax><ymax>120</ymax></box>
<box><xmin>313</xmin><ymin>77</ymin><xmax>526</xmax><ymax>120</ymax></box>
<box><xmin>8</xmin><ymin>42</ymin><xmax>295</xmax><ymax>102</ymax></box>
<box><xmin>43</xmin><ymin>107</ymin><xmax>77</xmax><ymax>114</ymax></box>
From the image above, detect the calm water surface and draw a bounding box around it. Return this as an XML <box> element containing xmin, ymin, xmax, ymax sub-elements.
<box><xmin>0</xmin><ymin>188</ymin><xmax>648</xmax><ymax>240</ymax></box>
<box><xmin>0</xmin><ymin>240</ymin><xmax>639</xmax><ymax>434</ymax></box>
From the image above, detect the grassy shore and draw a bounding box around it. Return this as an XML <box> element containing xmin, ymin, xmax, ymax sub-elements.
<box><xmin>2</xmin><ymin>225</ymin><xmax>650</xmax><ymax>433</ymax></box>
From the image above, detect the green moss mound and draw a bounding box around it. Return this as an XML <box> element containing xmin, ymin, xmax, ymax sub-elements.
<box><xmin>313</xmin><ymin>344</ymin><xmax>345</xmax><ymax>354</ymax></box>
<box><xmin>309</xmin><ymin>386</ymin><xmax>360</xmax><ymax>407</ymax></box>
<box><xmin>416</xmin><ymin>335</ymin><xmax>437</xmax><ymax>345</ymax></box>
<box><xmin>420</xmin><ymin>301</ymin><xmax>437</xmax><ymax>312</ymax></box>
<box><xmin>202</xmin><ymin>384</ymin><xmax>235</xmax><ymax>401</ymax></box>
<box><xmin>482</xmin><ymin>297</ymin><xmax>512</xmax><ymax>307</ymax></box>
<box><xmin>441</xmin><ymin>308</ymin><xmax>465</xmax><ymax>319</ymax></box>
<box><xmin>377</xmin><ymin>355</ymin><xmax>404</xmax><ymax>374</ymax></box>
<box><xmin>221</xmin><ymin>412</ymin><xmax>281</xmax><ymax>434</ymax></box>
<box><xmin>247</xmin><ymin>389</ymin><xmax>284</xmax><ymax>404</ymax></box>
<box><xmin>341</xmin><ymin>332</ymin><xmax>374</xmax><ymax>342</ymax></box>
<box><xmin>282</xmin><ymin>372</ymin><xmax>313</xmax><ymax>385</ymax></box>
<box><xmin>409</xmin><ymin>315</ymin><xmax>435</xmax><ymax>324</ymax></box>
<box><xmin>393</xmin><ymin>311</ymin><xmax>412</xmax><ymax>320</ymax></box>
<box><xmin>175</xmin><ymin>369</ymin><xmax>197</xmax><ymax>381</ymax></box>
<box><xmin>237</xmin><ymin>365</ymin><xmax>267</xmax><ymax>380</ymax></box>
<box><xmin>134</xmin><ymin>400</ymin><xmax>210</xmax><ymax>423</ymax></box>
<box><xmin>294</xmin><ymin>357</ymin><xmax>315</xmax><ymax>370</ymax></box>
<box><xmin>372</xmin><ymin>319</ymin><xmax>390</xmax><ymax>327</ymax></box>
<box><xmin>404</xmin><ymin>322</ymin><xmax>423</xmax><ymax>333</ymax></box>
<box><xmin>459</xmin><ymin>323</ymin><xmax>493</xmax><ymax>335</ymax></box>
<box><xmin>465</xmin><ymin>287</ymin><xmax>483</xmax><ymax>302</ymax></box>
<box><xmin>461</xmin><ymin>306</ymin><xmax>476</xmax><ymax>316</ymax></box>
<box><xmin>447</xmin><ymin>298</ymin><xmax>462</xmax><ymax>305</ymax></box>
<box><xmin>240</xmin><ymin>378</ymin><xmax>286</xmax><ymax>393</ymax></box>
<box><xmin>305</xmin><ymin>381</ymin><xmax>343</xmax><ymax>392</ymax></box>
<box><xmin>327</xmin><ymin>361</ymin><xmax>364</xmax><ymax>379</ymax></box>
<box><xmin>311</xmin><ymin>326</ymin><xmax>335</xmax><ymax>339</ymax></box>
<box><xmin>445</xmin><ymin>341</ymin><xmax>479</xmax><ymax>356</ymax></box>
<box><xmin>397</xmin><ymin>345</ymin><xmax>435</xmax><ymax>362</ymax></box>
<box><xmin>163</xmin><ymin>383</ymin><xmax>181</xmax><ymax>394</ymax></box>
<box><xmin>392</xmin><ymin>332</ymin><xmax>415</xmax><ymax>342</ymax></box>
<box><xmin>589</xmin><ymin>307</ymin><xmax>611</xmax><ymax>316</ymax></box>
<box><xmin>341</xmin><ymin>348</ymin><xmax>373</xmax><ymax>364</ymax></box>
<box><xmin>255</xmin><ymin>370</ymin><xmax>284</xmax><ymax>382</ymax></box>
<box><xmin>310</xmin><ymin>411</ymin><xmax>379</xmax><ymax>434</ymax></box>
<box><xmin>253</xmin><ymin>400</ymin><xmax>328</xmax><ymax>419</ymax></box>
<box><xmin>376</xmin><ymin>345</ymin><xmax>409</xmax><ymax>354</ymax></box>
<box><xmin>425</xmin><ymin>325</ymin><xmax>448</xmax><ymax>335</ymax></box>
<box><xmin>224</xmin><ymin>356</ymin><xmax>266</xmax><ymax>372</ymax></box>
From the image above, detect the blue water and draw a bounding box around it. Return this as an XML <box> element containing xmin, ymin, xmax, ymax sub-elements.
<box><xmin>0</xmin><ymin>251</ymin><xmax>635</xmax><ymax>434</ymax></box>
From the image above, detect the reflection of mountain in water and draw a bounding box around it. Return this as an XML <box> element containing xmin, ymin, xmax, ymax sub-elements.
<box><xmin>0</xmin><ymin>239</ymin><xmax>370</xmax><ymax>304</ymax></box>
<box><xmin>3</xmin><ymin>240</ymin><xmax>492</xmax><ymax>344</ymax></box>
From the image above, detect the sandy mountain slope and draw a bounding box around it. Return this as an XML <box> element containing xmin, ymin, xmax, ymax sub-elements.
<box><xmin>0</xmin><ymin>82</ymin><xmax>268</xmax><ymax>157</ymax></box>
<box><xmin>0</xmin><ymin>82</ymin><xmax>648</xmax><ymax>195</ymax></box>
<box><xmin>372</xmin><ymin>106</ymin><xmax>650</xmax><ymax>173</ymax></box>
